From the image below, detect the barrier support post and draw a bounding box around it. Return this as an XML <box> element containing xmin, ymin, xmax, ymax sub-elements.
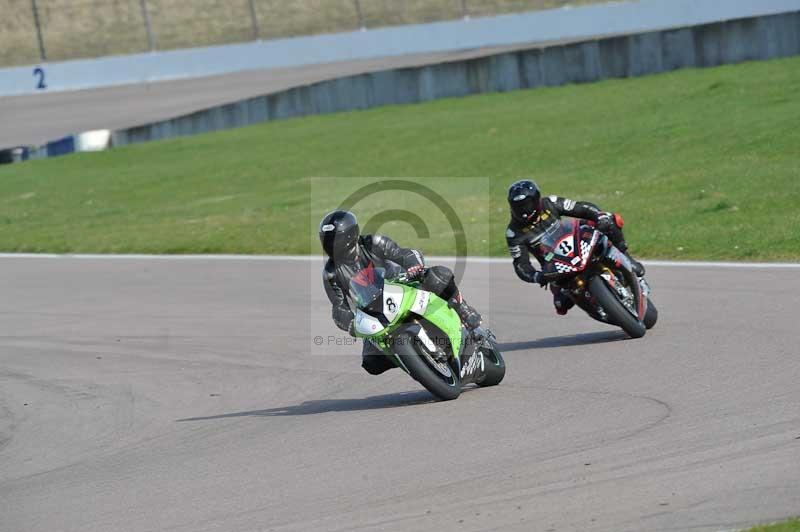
<box><xmin>139</xmin><ymin>0</ymin><xmax>155</xmax><ymax>51</ymax></box>
<box><xmin>31</xmin><ymin>0</ymin><xmax>47</xmax><ymax>61</ymax></box>
<box><xmin>354</xmin><ymin>0</ymin><xmax>365</xmax><ymax>30</ymax></box>
<box><xmin>248</xmin><ymin>0</ymin><xmax>261</xmax><ymax>40</ymax></box>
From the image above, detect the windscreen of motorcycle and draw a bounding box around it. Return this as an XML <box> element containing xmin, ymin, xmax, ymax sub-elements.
<box><xmin>349</xmin><ymin>264</ymin><xmax>385</xmax><ymax>313</ymax></box>
<box><xmin>537</xmin><ymin>219</ymin><xmax>577</xmax><ymax>260</ymax></box>
<box><xmin>536</xmin><ymin>218</ymin><xmax>598</xmax><ymax>275</ymax></box>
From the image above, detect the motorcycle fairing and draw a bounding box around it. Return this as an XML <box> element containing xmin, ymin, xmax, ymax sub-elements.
<box><xmin>381</xmin><ymin>283</ymin><xmax>404</xmax><ymax>322</ymax></box>
<box><xmin>354</xmin><ymin>310</ymin><xmax>385</xmax><ymax>335</ymax></box>
<box><xmin>538</xmin><ymin>219</ymin><xmax>599</xmax><ymax>276</ymax></box>
<box><xmin>353</xmin><ymin>279</ymin><xmax>463</xmax><ymax>363</ymax></box>
<box><xmin>410</xmin><ymin>286</ymin><xmax>463</xmax><ymax>361</ymax></box>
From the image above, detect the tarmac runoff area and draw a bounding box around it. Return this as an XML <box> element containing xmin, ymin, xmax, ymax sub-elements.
<box><xmin>1</xmin><ymin>256</ymin><xmax>798</xmax><ymax>532</ymax></box>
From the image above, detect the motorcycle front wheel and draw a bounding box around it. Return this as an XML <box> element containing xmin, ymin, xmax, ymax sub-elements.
<box><xmin>394</xmin><ymin>331</ymin><xmax>462</xmax><ymax>401</ymax></box>
<box><xmin>589</xmin><ymin>275</ymin><xmax>646</xmax><ymax>339</ymax></box>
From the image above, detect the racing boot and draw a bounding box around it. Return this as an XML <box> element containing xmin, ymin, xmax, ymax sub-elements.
<box><xmin>551</xmin><ymin>285</ymin><xmax>575</xmax><ymax>315</ymax></box>
<box><xmin>448</xmin><ymin>294</ymin><xmax>482</xmax><ymax>331</ymax></box>
<box><xmin>611</xmin><ymin>235</ymin><xmax>645</xmax><ymax>278</ymax></box>
<box><xmin>625</xmin><ymin>253</ymin><xmax>646</xmax><ymax>277</ymax></box>
<box><xmin>361</xmin><ymin>340</ymin><xmax>395</xmax><ymax>375</ymax></box>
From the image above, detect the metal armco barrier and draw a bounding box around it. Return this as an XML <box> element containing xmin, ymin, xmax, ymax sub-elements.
<box><xmin>110</xmin><ymin>11</ymin><xmax>800</xmax><ymax>147</ymax></box>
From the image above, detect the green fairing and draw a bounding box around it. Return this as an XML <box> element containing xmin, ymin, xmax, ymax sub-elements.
<box><xmin>412</xmin><ymin>285</ymin><xmax>463</xmax><ymax>361</ymax></box>
<box><xmin>356</xmin><ymin>281</ymin><xmax>463</xmax><ymax>362</ymax></box>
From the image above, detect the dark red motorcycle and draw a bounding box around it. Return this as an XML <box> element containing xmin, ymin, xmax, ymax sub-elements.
<box><xmin>536</xmin><ymin>217</ymin><xmax>657</xmax><ymax>338</ymax></box>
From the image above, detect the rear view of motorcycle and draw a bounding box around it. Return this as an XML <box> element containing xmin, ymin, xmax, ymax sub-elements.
<box><xmin>536</xmin><ymin>218</ymin><xmax>658</xmax><ymax>338</ymax></box>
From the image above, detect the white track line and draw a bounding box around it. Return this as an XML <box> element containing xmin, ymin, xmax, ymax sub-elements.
<box><xmin>0</xmin><ymin>253</ymin><xmax>798</xmax><ymax>268</ymax></box>
<box><xmin>644</xmin><ymin>260</ymin><xmax>800</xmax><ymax>269</ymax></box>
<box><xmin>0</xmin><ymin>253</ymin><xmax>316</xmax><ymax>261</ymax></box>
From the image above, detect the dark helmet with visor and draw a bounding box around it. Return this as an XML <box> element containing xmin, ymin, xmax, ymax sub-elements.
<box><xmin>319</xmin><ymin>210</ymin><xmax>360</xmax><ymax>262</ymax></box>
<box><xmin>507</xmin><ymin>180</ymin><xmax>542</xmax><ymax>223</ymax></box>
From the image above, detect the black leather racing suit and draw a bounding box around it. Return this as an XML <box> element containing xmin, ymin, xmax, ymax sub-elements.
<box><xmin>323</xmin><ymin>234</ymin><xmax>461</xmax><ymax>375</ymax></box>
<box><xmin>505</xmin><ymin>195</ymin><xmax>632</xmax><ymax>312</ymax></box>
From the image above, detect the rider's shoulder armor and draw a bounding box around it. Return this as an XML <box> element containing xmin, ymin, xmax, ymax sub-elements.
<box><xmin>545</xmin><ymin>195</ymin><xmax>582</xmax><ymax>216</ymax></box>
<box><xmin>540</xmin><ymin>196</ymin><xmax>561</xmax><ymax>217</ymax></box>
<box><xmin>362</xmin><ymin>233</ymin><xmax>389</xmax><ymax>252</ymax></box>
<box><xmin>361</xmin><ymin>234</ymin><xmax>387</xmax><ymax>262</ymax></box>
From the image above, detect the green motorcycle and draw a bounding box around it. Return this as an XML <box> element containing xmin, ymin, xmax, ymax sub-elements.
<box><xmin>349</xmin><ymin>263</ymin><xmax>505</xmax><ymax>401</ymax></box>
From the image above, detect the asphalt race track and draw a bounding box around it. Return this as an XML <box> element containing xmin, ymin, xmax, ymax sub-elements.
<box><xmin>1</xmin><ymin>256</ymin><xmax>798</xmax><ymax>532</ymax></box>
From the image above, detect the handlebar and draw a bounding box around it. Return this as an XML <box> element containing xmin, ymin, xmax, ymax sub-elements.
<box><xmin>393</xmin><ymin>273</ymin><xmax>410</xmax><ymax>283</ymax></box>
<box><xmin>391</xmin><ymin>266</ymin><xmax>427</xmax><ymax>284</ymax></box>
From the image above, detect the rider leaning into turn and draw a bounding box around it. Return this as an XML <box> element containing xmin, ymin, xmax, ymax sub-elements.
<box><xmin>505</xmin><ymin>179</ymin><xmax>645</xmax><ymax>315</ymax></box>
<box><xmin>320</xmin><ymin>210</ymin><xmax>482</xmax><ymax>375</ymax></box>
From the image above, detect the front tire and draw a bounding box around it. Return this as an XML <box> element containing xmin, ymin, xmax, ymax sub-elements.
<box><xmin>395</xmin><ymin>332</ymin><xmax>461</xmax><ymax>401</ymax></box>
<box><xmin>589</xmin><ymin>275</ymin><xmax>646</xmax><ymax>339</ymax></box>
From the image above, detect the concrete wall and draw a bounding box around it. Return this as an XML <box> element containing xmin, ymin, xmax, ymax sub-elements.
<box><xmin>112</xmin><ymin>11</ymin><xmax>800</xmax><ymax>147</ymax></box>
<box><xmin>2</xmin><ymin>0</ymin><xmax>799</xmax><ymax>96</ymax></box>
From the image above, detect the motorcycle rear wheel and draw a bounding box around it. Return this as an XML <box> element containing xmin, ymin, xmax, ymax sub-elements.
<box><xmin>644</xmin><ymin>298</ymin><xmax>658</xmax><ymax>329</ymax></box>
<box><xmin>477</xmin><ymin>337</ymin><xmax>506</xmax><ymax>387</ymax></box>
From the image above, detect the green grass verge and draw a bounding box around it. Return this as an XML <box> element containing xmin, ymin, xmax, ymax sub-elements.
<box><xmin>747</xmin><ymin>518</ymin><xmax>800</xmax><ymax>532</ymax></box>
<box><xmin>1</xmin><ymin>56</ymin><xmax>799</xmax><ymax>259</ymax></box>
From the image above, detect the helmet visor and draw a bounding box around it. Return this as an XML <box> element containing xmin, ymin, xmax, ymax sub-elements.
<box><xmin>320</xmin><ymin>226</ymin><xmax>358</xmax><ymax>260</ymax></box>
<box><xmin>513</xmin><ymin>195</ymin><xmax>540</xmax><ymax>220</ymax></box>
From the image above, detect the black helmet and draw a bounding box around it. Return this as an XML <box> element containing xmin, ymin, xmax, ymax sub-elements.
<box><xmin>319</xmin><ymin>210</ymin><xmax>360</xmax><ymax>262</ymax></box>
<box><xmin>507</xmin><ymin>180</ymin><xmax>541</xmax><ymax>223</ymax></box>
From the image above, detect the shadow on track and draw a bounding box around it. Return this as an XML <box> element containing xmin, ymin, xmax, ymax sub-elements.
<box><xmin>498</xmin><ymin>330</ymin><xmax>627</xmax><ymax>353</ymax></box>
<box><xmin>177</xmin><ymin>390</ymin><xmax>436</xmax><ymax>421</ymax></box>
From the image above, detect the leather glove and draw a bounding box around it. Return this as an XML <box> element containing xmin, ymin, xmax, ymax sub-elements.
<box><xmin>406</xmin><ymin>264</ymin><xmax>424</xmax><ymax>281</ymax></box>
<box><xmin>596</xmin><ymin>212</ymin><xmax>615</xmax><ymax>232</ymax></box>
<box><xmin>334</xmin><ymin>308</ymin><xmax>355</xmax><ymax>333</ymax></box>
<box><xmin>532</xmin><ymin>271</ymin><xmax>548</xmax><ymax>287</ymax></box>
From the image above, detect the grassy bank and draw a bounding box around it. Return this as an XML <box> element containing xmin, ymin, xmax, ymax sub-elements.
<box><xmin>1</xmin><ymin>56</ymin><xmax>799</xmax><ymax>259</ymax></box>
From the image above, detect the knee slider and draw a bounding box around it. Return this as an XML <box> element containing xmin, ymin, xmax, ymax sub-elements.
<box><xmin>362</xmin><ymin>356</ymin><xmax>393</xmax><ymax>375</ymax></box>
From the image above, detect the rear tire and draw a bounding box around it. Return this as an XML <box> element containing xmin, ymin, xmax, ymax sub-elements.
<box><xmin>644</xmin><ymin>298</ymin><xmax>658</xmax><ymax>329</ymax></box>
<box><xmin>477</xmin><ymin>338</ymin><xmax>506</xmax><ymax>387</ymax></box>
<box><xmin>589</xmin><ymin>275</ymin><xmax>646</xmax><ymax>339</ymax></box>
<box><xmin>395</xmin><ymin>332</ymin><xmax>461</xmax><ymax>401</ymax></box>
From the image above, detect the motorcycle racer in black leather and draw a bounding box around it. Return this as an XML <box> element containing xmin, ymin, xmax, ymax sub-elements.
<box><xmin>505</xmin><ymin>179</ymin><xmax>645</xmax><ymax>315</ymax></box>
<box><xmin>320</xmin><ymin>210</ymin><xmax>482</xmax><ymax>375</ymax></box>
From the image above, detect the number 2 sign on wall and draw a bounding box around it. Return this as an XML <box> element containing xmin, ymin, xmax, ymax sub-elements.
<box><xmin>33</xmin><ymin>67</ymin><xmax>47</xmax><ymax>90</ymax></box>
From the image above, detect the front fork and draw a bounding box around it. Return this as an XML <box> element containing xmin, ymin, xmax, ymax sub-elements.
<box><xmin>599</xmin><ymin>264</ymin><xmax>647</xmax><ymax>320</ymax></box>
<box><xmin>560</xmin><ymin>267</ymin><xmax>649</xmax><ymax>323</ymax></box>
<box><xmin>381</xmin><ymin>323</ymin><xmax>457</xmax><ymax>376</ymax></box>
